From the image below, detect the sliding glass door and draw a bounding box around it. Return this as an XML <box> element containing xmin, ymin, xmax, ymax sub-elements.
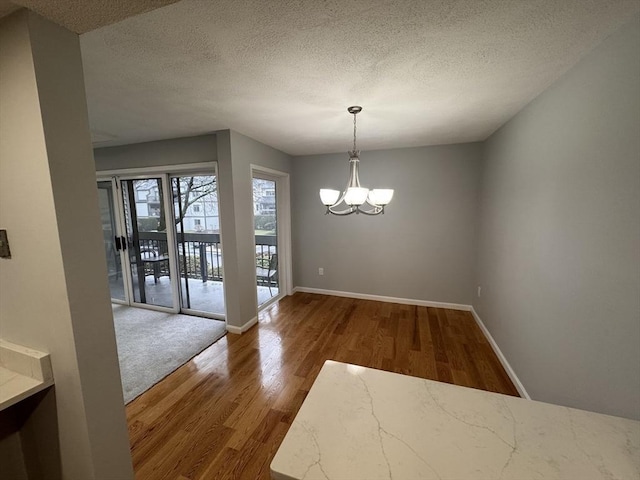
<box><xmin>120</xmin><ymin>177</ymin><xmax>178</xmax><ymax>310</ymax></box>
<box><xmin>97</xmin><ymin>170</ymin><xmax>225</xmax><ymax>319</ymax></box>
<box><xmin>171</xmin><ymin>174</ymin><xmax>225</xmax><ymax>317</ymax></box>
<box><xmin>253</xmin><ymin>174</ymin><xmax>280</xmax><ymax>307</ymax></box>
<box><xmin>97</xmin><ymin>180</ymin><xmax>127</xmax><ymax>302</ymax></box>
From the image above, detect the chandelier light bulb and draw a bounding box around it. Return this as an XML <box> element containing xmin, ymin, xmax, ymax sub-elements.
<box><xmin>320</xmin><ymin>189</ymin><xmax>340</xmax><ymax>206</ymax></box>
<box><xmin>345</xmin><ymin>187</ymin><xmax>369</xmax><ymax>206</ymax></box>
<box><xmin>369</xmin><ymin>189</ymin><xmax>394</xmax><ymax>206</ymax></box>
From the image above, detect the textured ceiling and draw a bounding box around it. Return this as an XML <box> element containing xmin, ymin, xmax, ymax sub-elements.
<box><xmin>80</xmin><ymin>0</ymin><xmax>640</xmax><ymax>155</ymax></box>
<box><xmin>0</xmin><ymin>1</ymin><xmax>19</xmax><ymax>18</ymax></box>
<box><xmin>1</xmin><ymin>0</ymin><xmax>179</xmax><ymax>33</ymax></box>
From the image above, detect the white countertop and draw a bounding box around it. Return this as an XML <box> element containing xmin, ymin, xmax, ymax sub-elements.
<box><xmin>271</xmin><ymin>360</ymin><xmax>640</xmax><ymax>480</ymax></box>
<box><xmin>0</xmin><ymin>339</ymin><xmax>53</xmax><ymax>411</ymax></box>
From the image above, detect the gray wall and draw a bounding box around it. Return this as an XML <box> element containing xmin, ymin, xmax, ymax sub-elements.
<box><xmin>94</xmin><ymin>134</ymin><xmax>217</xmax><ymax>171</ymax></box>
<box><xmin>218</xmin><ymin>130</ymin><xmax>292</xmax><ymax>328</ymax></box>
<box><xmin>475</xmin><ymin>16</ymin><xmax>640</xmax><ymax>420</ymax></box>
<box><xmin>292</xmin><ymin>143</ymin><xmax>483</xmax><ymax>305</ymax></box>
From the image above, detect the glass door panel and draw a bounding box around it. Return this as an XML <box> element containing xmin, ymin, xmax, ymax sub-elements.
<box><xmin>253</xmin><ymin>176</ymin><xmax>279</xmax><ymax>306</ymax></box>
<box><xmin>171</xmin><ymin>174</ymin><xmax>225</xmax><ymax>317</ymax></box>
<box><xmin>97</xmin><ymin>181</ymin><xmax>126</xmax><ymax>302</ymax></box>
<box><xmin>121</xmin><ymin>177</ymin><xmax>175</xmax><ymax>309</ymax></box>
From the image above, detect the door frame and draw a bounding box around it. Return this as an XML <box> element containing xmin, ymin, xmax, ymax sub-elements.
<box><xmin>250</xmin><ymin>165</ymin><xmax>293</xmax><ymax>311</ymax></box>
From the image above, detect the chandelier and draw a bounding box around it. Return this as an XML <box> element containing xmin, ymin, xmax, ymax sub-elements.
<box><xmin>319</xmin><ymin>106</ymin><xmax>394</xmax><ymax>215</ymax></box>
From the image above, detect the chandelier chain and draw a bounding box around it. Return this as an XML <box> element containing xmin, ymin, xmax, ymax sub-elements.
<box><xmin>353</xmin><ymin>112</ymin><xmax>357</xmax><ymax>152</ymax></box>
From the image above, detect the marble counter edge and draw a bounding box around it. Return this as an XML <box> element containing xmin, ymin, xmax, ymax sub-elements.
<box><xmin>0</xmin><ymin>340</ymin><xmax>54</xmax><ymax>411</ymax></box>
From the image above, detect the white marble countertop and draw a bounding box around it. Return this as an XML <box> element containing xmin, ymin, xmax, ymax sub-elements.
<box><xmin>0</xmin><ymin>339</ymin><xmax>53</xmax><ymax>411</ymax></box>
<box><xmin>271</xmin><ymin>360</ymin><xmax>640</xmax><ymax>480</ymax></box>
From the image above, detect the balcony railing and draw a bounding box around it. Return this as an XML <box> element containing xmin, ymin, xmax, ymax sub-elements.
<box><xmin>134</xmin><ymin>232</ymin><xmax>276</xmax><ymax>282</ymax></box>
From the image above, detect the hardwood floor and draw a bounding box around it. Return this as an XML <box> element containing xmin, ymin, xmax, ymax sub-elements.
<box><xmin>126</xmin><ymin>292</ymin><xmax>519</xmax><ymax>479</ymax></box>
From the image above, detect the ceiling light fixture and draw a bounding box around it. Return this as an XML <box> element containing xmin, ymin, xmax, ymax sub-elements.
<box><xmin>319</xmin><ymin>106</ymin><xmax>393</xmax><ymax>215</ymax></box>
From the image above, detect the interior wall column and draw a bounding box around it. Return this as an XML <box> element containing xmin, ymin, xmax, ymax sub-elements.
<box><xmin>0</xmin><ymin>10</ymin><xmax>133</xmax><ymax>479</ymax></box>
<box><xmin>216</xmin><ymin>130</ymin><xmax>259</xmax><ymax>331</ymax></box>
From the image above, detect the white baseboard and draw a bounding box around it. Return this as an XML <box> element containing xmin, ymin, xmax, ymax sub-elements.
<box><xmin>226</xmin><ymin>316</ymin><xmax>257</xmax><ymax>335</ymax></box>
<box><xmin>292</xmin><ymin>286</ymin><xmax>529</xmax><ymax>399</ymax></box>
<box><xmin>292</xmin><ymin>286</ymin><xmax>472</xmax><ymax>312</ymax></box>
<box><xmin>470</xmin><ymin>307</ymin><xmax>530</xmax><ymax>399</ymax></box>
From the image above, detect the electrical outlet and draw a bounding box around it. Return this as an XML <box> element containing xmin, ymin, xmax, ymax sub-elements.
<box><xmin>318</xmin><ymin>267</ymin><xmax>324</xmax><ymax>276</ymax></box>
<box><xmin>477</xmin><ymin>286</ymin><xmax>482</xmax><ymax>298</ymax></box>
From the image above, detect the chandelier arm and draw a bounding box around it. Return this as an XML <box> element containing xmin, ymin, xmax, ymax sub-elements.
<box><xmin>327</xmin><ymin>188</ymin><xmax>355</xmax><ymax>213</ymax></box>
<box><xmin>331</xmin><ymin>188</ymin><xmax>349</xmax><ymax>207</ymax></box>
<box><xmin>326</xmin><ymin>158</ymin><xmax>360</xmax><ymax>209</ymax></box>
<box><xmin>350</xmin><ymin>157</ymin><xmax>361</xmax><ymax>188</ymax></box>
<box><xmin>327</xmin><ymin>204</ymin><xmax>357</xmax><ymax>215</ymax></box>
<box><xmin>357</xmin><ymin>206</ymin><xmax>384</xmax><ymax>215</ymax></box>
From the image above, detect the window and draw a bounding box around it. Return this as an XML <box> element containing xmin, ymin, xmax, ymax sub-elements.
<box><xmin>135</xmin><ymin>189</ymin><xmax>149</xmax><ymax>201</ymax></box>
<box><xmin>193</xmin><ymin>205</ymin><xmax>201</xmax><ymax>212</ymax></box>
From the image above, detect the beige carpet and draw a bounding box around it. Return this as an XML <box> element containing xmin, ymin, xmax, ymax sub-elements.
<box><xmin>112</xmin><ymin>305</ymin><xmax>226</xmax><ymax>403</ymax></box>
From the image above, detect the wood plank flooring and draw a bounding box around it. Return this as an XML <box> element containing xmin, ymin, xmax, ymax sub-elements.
<box><xmin>126</xmin><ymin>292</ymin><xmax>519</xmax><ymax>479</ymax></box>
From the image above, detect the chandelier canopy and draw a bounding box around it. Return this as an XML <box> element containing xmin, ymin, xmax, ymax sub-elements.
<box><xmin>319</xmin><ymin>106</ymin><xmax>394</xmax><ymax>216</ymax></box>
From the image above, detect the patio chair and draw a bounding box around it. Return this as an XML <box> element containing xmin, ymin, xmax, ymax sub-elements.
<box><xmin>256</xmin><ymin>253</ymin><xmax>278</xmax><ymax>295</ymax></box>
